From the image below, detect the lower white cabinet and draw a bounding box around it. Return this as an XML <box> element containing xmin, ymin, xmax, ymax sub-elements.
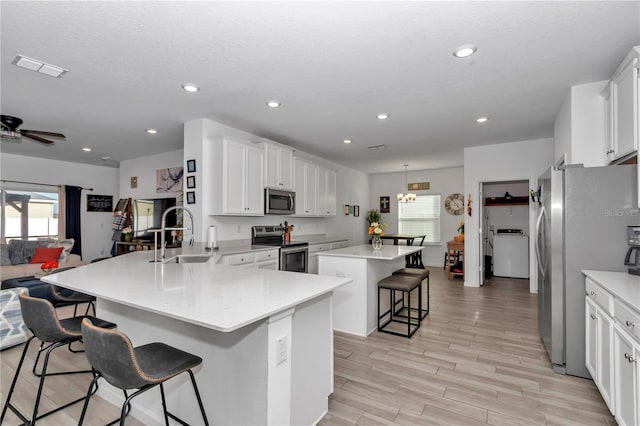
<box><xmin>584</xmin><ymin>274</ymin><xmax>640</xmax><ymax>424</ymax></box>
<box><xmin>220</xmin><ymin>249</ymin><xmax>279</xmax><ymax>269</ymax></box>
<box><xmin>613</xmin><ymin>326</ymin><xmax>639</xmax><ymax>426</ymax></box>
<box><xmin>308</xmin><ymin>241</ymin><xmax>348</xmax><ymax>274</ymax></box>
<box><xmin>585</xmin><ymin>295</ymin><xmax>615</xmax><ymax>412</ymax></box>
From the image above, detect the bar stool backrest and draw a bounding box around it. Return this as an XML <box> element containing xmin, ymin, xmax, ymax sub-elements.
<box><xmin>18</xmin><ymin>293</ymin><xmax>79</xmax><ymax>342</ymax></box>
<box><xmin>81</xmin><ymin>318</ymin><xmax>153</xmax><ymax>390</ymax></box>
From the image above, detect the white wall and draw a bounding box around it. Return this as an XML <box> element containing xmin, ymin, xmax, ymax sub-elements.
<box><xmin>464</xmin><ymin>138</ymin><xmax>554</xmax><ymax>289</ymax></box>
<box><xmin>183</xmin><ymin>119</ymin><xmax>370</xmax><ymax>246</ymax></box>
<box><xmin>369</xmin><ymin>167</ymin><xmax>464</xmax><ymax>267</ymax></box>
<box><xmin>119</xmin><ymin>150</ymin><xmax>184</xmax><ymax>201</ymax></box>
<box><xmin>554</xmin><ymin>81</ymin><xmax>607</xmax><ymax>167</ymax></box>
<box><xmin>0</xmin><ymin>153</ymin><xmax>119</xmax><ymax>262</ymax></box>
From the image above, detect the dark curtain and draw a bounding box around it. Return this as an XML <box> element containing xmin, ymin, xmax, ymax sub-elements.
<box><xmin>65</xmin><ymin>185</ymin><xmax>82</xmax><ymax>257</ymax></box>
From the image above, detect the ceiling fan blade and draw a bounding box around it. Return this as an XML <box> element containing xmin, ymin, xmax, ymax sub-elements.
<box><xmin>22</xmin><ymin>133</ymin><xmax>55</xmax><ymax>145</ymax></box>
<box><xmin>21</xmin><ymin>129</ymin><xmax>66</xmax><ymax>139</ymax></box>
<box><xmin>0</xmin><ymin>122</ymin><xmax>9</xmax><ymax>130</ymax></box>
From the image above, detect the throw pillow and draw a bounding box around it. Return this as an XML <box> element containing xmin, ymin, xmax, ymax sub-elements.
<box><xmin>0</xmin><ymin>244</ymin><xmax>10</xmax><ymax>266</ymax></box>
<box><xmin>47</xmin><ymin>238</ymin><xmax>75</xmax><ymax>262</ymax></box>
<box><xmin>8</xmin><ymin>240</ymin><xmax>51</xmax><ymax>265</ymax></box>
<box><xmin>30</xmin><ymin>246</ymin><xmax>64</xmax><ymax>264</ymax></box>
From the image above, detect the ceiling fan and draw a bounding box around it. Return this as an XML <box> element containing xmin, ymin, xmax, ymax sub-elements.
<box><xmin>0</xmin><ymin>115</ymin><xmax>65</xmax><ymax>145</ymax></box>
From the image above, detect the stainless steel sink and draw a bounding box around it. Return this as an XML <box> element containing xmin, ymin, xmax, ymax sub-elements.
<box><xmin>165</xmin><ymin>254</ymin><xmax>212</xmax><ymax>264</ymax></box>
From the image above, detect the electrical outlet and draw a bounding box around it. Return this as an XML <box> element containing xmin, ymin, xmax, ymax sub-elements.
<box><xmin>276</xmin><ymin>336</ymin><xmax>287</xmax><ymax>365</ymax></box>
<box><xmin>336</xmin><ymin>271</ymin><xmax>346</xmax><ymax>277</ymax></box>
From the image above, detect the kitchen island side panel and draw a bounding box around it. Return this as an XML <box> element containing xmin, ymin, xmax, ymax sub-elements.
<box><xmin>97</xmin><ymin>299</ymin><xmax>269</xmax><ymax>425</ymax></box>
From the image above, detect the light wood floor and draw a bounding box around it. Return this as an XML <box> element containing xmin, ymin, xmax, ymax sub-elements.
<box><xmin>320</xmin><ymin>268</ymin><xmax>615</xmax><ymax>426</ymax></box>
<box><xmin>1</xmin><ymin>268</ymin><xmax>614</xmax><ymax>425</ymax></box>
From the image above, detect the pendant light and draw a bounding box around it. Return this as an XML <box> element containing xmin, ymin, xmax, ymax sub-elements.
<box><xmin>397</xmin><ymin>164</ymin><xmax>416</xmax><ymax>203</ymax></box>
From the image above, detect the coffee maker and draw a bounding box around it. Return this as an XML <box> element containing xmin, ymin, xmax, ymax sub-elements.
<box><xmin>625</xmin><ymin>225</ymin><xmax>640</xmax><ymax>276</ymax></box>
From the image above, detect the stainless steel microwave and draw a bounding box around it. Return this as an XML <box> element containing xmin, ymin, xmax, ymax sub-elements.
<box><xmin>264</xmin><ymin>188</ymin><xmax>295</xmax><ymax>215</ymax></box>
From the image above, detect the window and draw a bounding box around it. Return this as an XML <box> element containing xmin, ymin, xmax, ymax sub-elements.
<box><xmin>1</xmin><ymin>189</ymin><xmax>59</xmax><ymax>242</ymax></box>
<box><xmin>398</xmin><ymin>194</ymin><xmax>441</xmax><ymax>243</ymax></box>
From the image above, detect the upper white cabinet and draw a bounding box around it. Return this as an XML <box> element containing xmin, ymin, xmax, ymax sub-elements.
<box><xmin>293</xmin><ymin>157</ymin><xmax>337</xmax><ymax>217</ymax></box>
<box><xmin>294</xmin><ymin>157</ymin><xmax>318</xmax><ymax>216</ymax></box>
<box><xmin>318</xmin><ymin>167</ymin><xmax>337</xmax><ymax>216</ymax></box>
<box><xmin>210</xmin><ymin>137</ymin><xmax>264</xmax><ymax>216</ymax></box>
<box><xmin>604</xmin><ymin>46</ymin><xmax>639</xmax><ymax>163</ymax></box>
<box><xmin>264</xmin><ymin>141</ymin><xmax>294</xmax><ymax>191</ymax></box>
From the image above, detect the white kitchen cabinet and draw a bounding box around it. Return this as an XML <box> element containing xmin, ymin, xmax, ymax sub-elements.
<box><xmin>604</xmin><ymin>47</ymin><xmax>639</xmax><ymax>163</ymax></box>
<box><xmin>308</xmin><ymin>240</ymin><xmax>348</xmax><ymax>274</ymax></box>
<box><xmin>220</xmin><ymin>249</ymin><xmax>280</xmax><ymax>270</ymax></box>
<box><xmin>264</xmin><ymin>141</ymin><xmax>294</xmax><ymax>191</ymax></box>
<box><xmin>613</xmin><ymin>326</ymin><xmax>639</xmax><ymax>426</ymax></box>
<box><xmin>586</xmin><ymin>298</ymin><xmax>598</xmax><ymax>378</ymax></box>
<box><xmin>318</xmin><ymin>167</ymin><xmax>337</xmax><ymax>216</ymax></box>
<box><xmin>294</xmin><ymin>157</ymin><xmax>318</xmax><ymax>216</ymax></box>
<box><xmin>210</xmin><ymin>137</ymin><xmax>264</xmax><ymax>216</ymax></box>
<box><xmin>585</xmin><ymin>285</ymin><xmax>615</xmax><ymax>412</ymax></box>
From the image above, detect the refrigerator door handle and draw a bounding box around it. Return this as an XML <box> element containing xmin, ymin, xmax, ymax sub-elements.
<box><xmin>535</xmin><ymin>205</ymin><xmax>546</xmax><ymax>276</ymax></box>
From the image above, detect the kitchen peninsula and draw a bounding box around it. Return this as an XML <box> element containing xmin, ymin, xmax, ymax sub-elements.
<box><xmin>317</xmin><ymin>244</ymin><xmax>423</xmax><ymax>337</ymax></box>
<box><xmin>43</xmin><ymin>247</ymin><xmax>351</xmax><ymax>425</ymax></box>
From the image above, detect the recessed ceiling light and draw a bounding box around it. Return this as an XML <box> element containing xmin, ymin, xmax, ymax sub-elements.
<box><xmin>146</xmin><ymin>128</ymin><xmax>158</xmax><ymax>134</ymax></box>
<box><xmin>476</xmin><ymin>117</ymin><xmax>489</xmax><ymax>123</ymax></box>
<box><xmin>82</xmin><ymin>147</ymin><xmax>92</xmax><ymax>152</ymax></box>
<box><xmin>181</xmin><ymin>83</ymin><xmax>200</xmax><ymax>93</ymax></box>
<box><xmin>343</xmin><ymin>139</ymin><xmax>352</xmax><ymax>144</ymax></box>
<box><xmin>376</xmin><ymin>113</ymin><xmax>389</xmax><ymax>120</ymax></box>
<box><xmin>266</xmin><ymin>100</ymin><xmax>281</xmax><ymax>108</ymax></box>
<box><xmin>453</xmin><ymin>44</ymin><xmax>477</xmax><ymax>58</ymax></box>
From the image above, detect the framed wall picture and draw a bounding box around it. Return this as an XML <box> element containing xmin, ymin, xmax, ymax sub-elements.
<box><xmin>186</xmin><ymin>191</ymin><xmax>196</xmax><ymax>204</ymax></box>
<box><xmin>87</xmin><ymin>194</ymin><xmax>113</xmax><ymax>212</ymax></box>
<box><xmin>186</xmin><ymin>159</ymin><xmax>196</xmax><ymax>173</ymax></box>
<box><xmin>186</xmin><ymin>175</ymin><xmax>196</xmax><ymax>189</ymax></box>
<box><xmin>344</xmin><ymin>204</ymin><xmax>350</xmax><ymax>215</ymax></box>
<box><xmin>354</xmin><ymin>205</ymin><xmax>360</xmax><ymax>217</ymax></box>
<box><xmin>380</xmin><ymin>196</ymin><xmax>391</xmax><ymax>213</ymax></box>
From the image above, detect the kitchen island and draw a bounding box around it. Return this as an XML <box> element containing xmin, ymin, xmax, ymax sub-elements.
<box><xmin>317</xmin><ymin>244</ymin><xmax>423</xmax><ymax>337</ymax></box>
<box><xmin>43</xmin><ymin>247</ymin><xmax>351</xmax><ymax>425</ymax></box>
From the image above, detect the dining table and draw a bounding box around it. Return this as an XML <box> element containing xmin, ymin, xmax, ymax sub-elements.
<box><xmin>379</xmin><ymin>234</ymin><xmax>426</xmax><ymax>268</ymax></box>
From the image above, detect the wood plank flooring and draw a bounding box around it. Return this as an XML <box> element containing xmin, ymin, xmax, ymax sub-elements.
<box><xmin>0</xmin><ymin>268</ymin><xmax>614</xmax><ymax>425</ymax></box>
<box><xmin>320</xmin><ymin>268</ymin><xmax>615</xmax><ymax>426</ymax></box>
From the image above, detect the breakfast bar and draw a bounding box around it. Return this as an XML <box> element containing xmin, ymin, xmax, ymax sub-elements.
<box><xmin>317</xmin><ymin>244</ymin><xmax>423</xmax><ymax>337</ymax></box>
<box><xmin>43</xmin><ymin>248</ymin><xmax>351</xmax><ymax>425</ymax></box>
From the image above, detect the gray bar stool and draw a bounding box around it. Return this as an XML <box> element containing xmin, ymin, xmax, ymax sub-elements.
<box><xmin>1</xmin><ymin>293</ymin><xmax>116</xmax><ymax>425</ymax></box>
<box><xmin>377</xmin><ymin>275</ymin><xmax>422</xmax><ymax>338</ymax></box>
<box><xmin>392</xmin><ymin>267</ymin><xmax>430</xmax><ymax>319</ymax></box>
<box><xmin>79</xmin><ymin>318</ymin><xmax>209</xmax><ymax>426</ymax></box>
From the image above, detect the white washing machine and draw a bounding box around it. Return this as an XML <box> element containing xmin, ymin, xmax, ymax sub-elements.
<box><xmin>493</xmin><ymin>233</ymin><xmax>529</xmax><ymax>278</ymax></box>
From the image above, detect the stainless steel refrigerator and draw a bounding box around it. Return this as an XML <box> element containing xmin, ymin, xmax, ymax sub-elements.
<box><xmin>536</xmin><ymin>163</ymin><xmax>637</xmax><ymax>378</ymax></box>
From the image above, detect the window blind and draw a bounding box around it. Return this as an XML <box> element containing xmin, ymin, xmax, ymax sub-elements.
<box><xmin>398</xmin><ymin>194</ymin><xmax>441</xmax><ymax>243</ymax></box>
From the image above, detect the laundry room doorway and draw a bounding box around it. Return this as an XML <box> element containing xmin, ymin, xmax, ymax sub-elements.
<box><xmin>480</xmin><ymin>180</ymin><xmax>531</xmax><ymax>286</ymax></box>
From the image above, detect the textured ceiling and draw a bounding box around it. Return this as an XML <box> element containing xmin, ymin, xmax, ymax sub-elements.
<box><xmin>1</xmin><ymin>1</ymin><xmax>639</xmax><ymax>173</ymax></box>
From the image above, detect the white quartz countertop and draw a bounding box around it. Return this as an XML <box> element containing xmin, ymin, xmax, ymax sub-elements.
<box><xmin>43</xmin><ymin>249</ymin><xmax>351</xmax><ymax>333</ymax></box>
<box><xmin>582</xmin><ymin>270</ymin><xmax>640</xmax><ymax>313</ymax></box>
<box><xmin>317</xmin><ymin>244</ymin><xmax>422</xmax><ymax>260</ymax></box>
<box><xmin>296</xmin><ymin>236</ymin><xmax>349</xmax><ymax>245</ymax></box>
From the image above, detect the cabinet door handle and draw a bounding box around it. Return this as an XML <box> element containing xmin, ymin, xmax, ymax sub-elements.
<box><xmin>626</xmin><ymin>320</ymin><xmax>637</xmax><ymax>327</ymax></box>
<box><xmin>590</xmin><ymin>291</ymin><xmax>596</xmax><ymax>296</ymax></box>
<box><xmin>606</xmin><ymin>149</ymin><xmax>615</xmax><ymax>154</ymax></box>
<box><xmin>590</xmin><ymin>314</ymin><xmax>597</xmax><ymax>320</ymax></box>
<box><xmin>625</xmin><ymin>353</ymin><xmax>637</xmax><ymax>363</ymax></box>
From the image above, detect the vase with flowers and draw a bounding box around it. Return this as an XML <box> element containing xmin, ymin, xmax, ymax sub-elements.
<box><xmin>122</xmin><ymin>226</ymin><xmax>133</xmax><ymax>242</ymax></box>
<box><xmin>368</xmin><ymin>221</ymin><xmax>387</xmax><ymax>250</ymax></box>
<box><xmin>454</xmin><ymin>220</ymin><xmax>465</xmax><ymax>242</ymax></box>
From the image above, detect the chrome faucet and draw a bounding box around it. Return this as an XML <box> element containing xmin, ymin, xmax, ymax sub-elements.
<box><xmin>158</xmin><ymin>206</ymin><xmax>195</xmax><ymax>261</ymax></box>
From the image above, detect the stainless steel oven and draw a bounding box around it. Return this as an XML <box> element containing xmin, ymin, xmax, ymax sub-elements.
<box><xmin>252</xmin><ymin>225</ymin><xmax>308</xmax><ymax>272</ymax></box>
<box><xmin>280</xmin><ymin>244</ymin><xmax>308</xmax><ymax>273</ymax></box>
